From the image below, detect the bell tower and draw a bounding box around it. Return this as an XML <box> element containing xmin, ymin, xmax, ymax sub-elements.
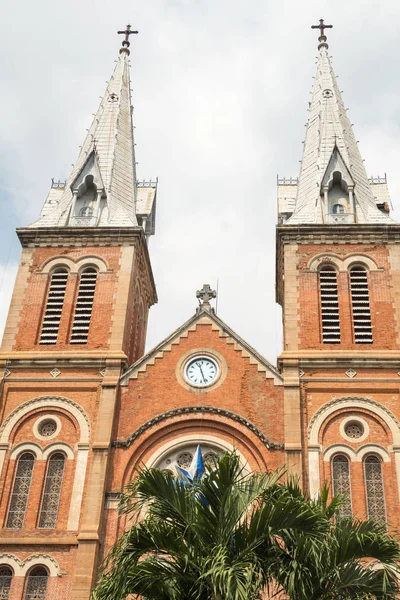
<box><xmin>276</xmin><ymin>22</ymin><xmax>400</xmax><ymax>530</ymax></box>
<box><xmin>0</xmin><ymin>28</ymin><xmax>157</xmax><ymax>600</ymax></box>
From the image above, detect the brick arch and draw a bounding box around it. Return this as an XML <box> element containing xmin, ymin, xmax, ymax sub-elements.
<box><xmin>307</xmin><ymin>252</ymin><xmax>380</xmax><ymax>272</ymax></box>
<box><xmin>39</xmin><ymin>255</ymin><xmax>108</xmax><ymax>274</ymax></box>
<box><xmin>116</xmin><ymin>407</ymin><xmax>283</xmax><ymax>489</ymax></box>
<box><xmin>307</xmin><ymin>397</ymin><xmax>400</xmax><ymax>498</ymax></box>
<box><xmin>0</xmin><ymin>396</ymin><xmax>90</xmax><ymax>531</ymax></box>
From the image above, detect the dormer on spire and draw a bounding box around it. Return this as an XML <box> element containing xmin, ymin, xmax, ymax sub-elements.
<box><xmin>30</xmin><ymin>27</ymin><xmax>157</xmax><ymax>236</ymax></box>
<box><xmin>278</xmin><ymin>21</ymin><xmax>394</xmax><ymax>226</ymax></box>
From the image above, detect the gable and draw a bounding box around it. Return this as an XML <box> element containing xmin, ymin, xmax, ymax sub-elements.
<box><xmin>120</xmin><ymin>310</ymin><xmax>282</xmax><ymax>386</ymax></box>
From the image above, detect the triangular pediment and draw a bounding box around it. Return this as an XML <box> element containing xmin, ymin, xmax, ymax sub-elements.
<box><xmin>71</xmin><ymin>151</ymin><xmax>105</xmax><ymax>195</ymax></box>
<box><xmin>120</xmin><ymin>310</ymin><xmax>282</xmax><ymax>386</ymax></box>
<box><xmin>321</xmin><ymin>145</ymin><xmax>354</xmax><ymax>190</ymax></box>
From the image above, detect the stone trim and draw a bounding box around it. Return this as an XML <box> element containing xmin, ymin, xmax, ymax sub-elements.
<box><xmin>323</xmin><ymin>444</ymin><xmax>390</xmax><ymax>463</ymax></box>
<box><xmin>39</xmin><ymin>255</ymin><xmax>109</xmax><ymax>274</ymax></box>
<box><xmin>120</xmin><ymin>310</ymin><xmax>282</xmax><ymax>385</ymax></box>
<box><xmin>0</xmin><ymin>553</ymin><xmax>60</xmax><ymax>576</ymax></box>
<box><xmin>113</xmin><ymin>406</ymin><xmax>283</xmax><ymax>450</ymax></box>
<box><xmin>308</xmin><ymin>397</ymin><xmax>400</xmax><ymax>445</ymax></box>
<box><xmin>0</xmin><ymin>396</ymin><xmax>90</xmax><ymax>445</ymax></box>
<box><xmin>307</xmin><ymin>252</ymin><xmax>380</xmax><ymax>272</ymax></box>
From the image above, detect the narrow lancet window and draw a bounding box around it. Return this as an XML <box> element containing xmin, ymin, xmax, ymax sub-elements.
<box><xmin>38</xmin><ymin>453</ymin><xmax>66</xmax><ymax>529</ymax></box>
<box><xmin>39</xmin><ymin>269</ymin><xmax>68</xmax><ymax>344</ymax></box>
<box><xmin>70</xmin><ymin>268</ymin><xmax>98</xmax><ymax>344</ymax></box>
<box><xmin>24</xmin><ymin>568</ymin><xmax>48</xmax><ymax>600</ymax></box>
<box><xmin>349</xmin><ymin>266</ymin><xmax>372</xmax><ymax>343</ymax></box>
<box><xmin>332</xmin><ymin>455</ymin><xmax>352</xmax><ymax>518</ymax></box>
<box><xmin>364</xmin><ymin>456</ymin><xmax>386</xmax><ymax>526</ymax></box>
<box><xmin>319</xmin><ymin>266</ymin><xmax>340</xmax><ymax>343</ymax></box>
<box><xmin>0</xmin><ymin>567</ymin><xmax>12</xmax><ymax>600</ymax></box>
<box><xmin>6</xmin><ymin>452</ymin><xmax>35</xmax><ymax>529</ymax></box>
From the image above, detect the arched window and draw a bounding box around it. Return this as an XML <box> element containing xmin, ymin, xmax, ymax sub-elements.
<box><xmin>79</xmin><ymin>206</ymin><xmax>93</xmax><ymax>217</ymax></box>
<box><xmin>24</xmin><ymin>567</ymin><xmax>48</xmax><ymax>600</ymax></box>
<box><xmin>332</xmin><ymin>203</ymin><xmax>345</xmax><ymax>214</ymax></box>
<box><xmin>70</xmin><ymin>268</ymin><xmax>98</xmax><ymax>344</ymax></box>
<box><xmin>364</xmin><ymin>455</ymin><xmax>386</xmax><ymax>526</ymax></box>
<box><xmin>331</xmin><ymin>454</ymin><xmax>352</xmax><ymax>518</ymax></box>
<box><xmin>0</xmin><ymin>567</ymin><xmax>12</xmax><ymax>600</ymax></box>
<box><xmin>39</xmin><ymin>268</ymin><xmax>68</xmax><ymax>344</ymax></box>
<box><xmin>319</xmin><ymin>266</ymin><xmax>340</xmax><ymax>343</ymax></box>
<box><xmin>6</xmin><ymin>452</ymin><xmax>35</xmax><ymax>529</ymax></box>
<box><xmin>38</xmin><ymin>453</ymin><xmax>66</xmax><ymax>529</ymax></box>
<box><xmin>349</xmin><ymin>266</ymin><xmax>372</xmax><ymax>343</ymax></box>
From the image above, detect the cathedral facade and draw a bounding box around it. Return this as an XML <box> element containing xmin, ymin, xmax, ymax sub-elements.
<box><xmin>1</xmin><ymin>23</ymin><xmax>400</xmax><ymax>600</ymax></box>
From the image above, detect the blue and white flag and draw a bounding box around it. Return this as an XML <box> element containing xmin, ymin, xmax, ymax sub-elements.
<box><xmin>176</xmin><ymin>445</ymin><xmax>205</xmax><ymax>482</ymax></box>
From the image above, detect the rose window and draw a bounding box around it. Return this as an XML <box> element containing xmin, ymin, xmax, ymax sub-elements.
<box><xmin>38</xmin><ymin>419</ymin><xmax>57</xmax><ymax>437</ymax></box>
<box><xmin>177</xmin><ymin>453</ymin><xmax>193</xmax><ymax>468</ymax></box>
<box><xmin>344</xmin><ymin>421</ymin><xmax>364</xmax><ymax>439</ymax></box>
<box><xmin>155</xmin><ymin>444</ymin><xmax>223</xmax><ymax>475</ymax></box>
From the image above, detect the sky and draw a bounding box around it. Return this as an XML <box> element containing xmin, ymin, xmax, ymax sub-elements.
<box><xmin>1</xmin><ymin>0</ymin><xmax>400</xmax><ymax>364</ymax></box>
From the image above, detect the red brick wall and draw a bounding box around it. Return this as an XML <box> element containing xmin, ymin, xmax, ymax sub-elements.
<box><xmin>297</xmin><ymin>245</ymin><xmax>398</xmax><ymax>350</ymax></box>
<box><xmin>13</xmin><ymin>246</ymin><xmax>122</xmax><ymax>351</ymax></box>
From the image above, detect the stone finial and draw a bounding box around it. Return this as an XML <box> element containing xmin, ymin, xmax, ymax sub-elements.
<box><xmin>311</xmin><ymin>18</ymin><xmax>333</xmax><ymax>50</ymax></box>
<box><xmin>196</xmin><ymin>284</ymin><xmax>216</xmax><ymax>313</ymax></box>
<box><xmin>117</xmin><ymin>24</ymin><xmax>138</xmax><ymax>55</ymax></box>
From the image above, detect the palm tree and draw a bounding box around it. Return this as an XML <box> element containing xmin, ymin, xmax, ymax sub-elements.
<box><xmin>271</xmin><ymin>484</ymin><xmax>400</xmax><ymax>600</ymax></box>
<box><xmin>92</xmin><ymin>452</ymin><xmax>400</xmax><ymax>600</ymax></box>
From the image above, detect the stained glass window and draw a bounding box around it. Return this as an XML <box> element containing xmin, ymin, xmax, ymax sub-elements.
<box><xmin>364</xmin><ymin>455</ymin><xmax>386</xmax><ymax>526</ymax></box>
<box><xmin>6</xmin><ymin>452</ymin><xmax>35</xmax><ymax>529</ymax></box>
<box><xmin>0</xmin><ymin>567</ymin><xmax>12</xmax><ymax>600</ymax></box>
<box><xmin>38</xmin><ymin>453</ymin><xmax>66</xmax><ymax>529</ymax></box>
<box><xmin>24</xmin><ymin>567</ymin><xmax>48</xmax><ymax>600</ymax></box>
<box><xmin>332</xmin><ymin>454</ymin><xmax>352</xmax><ymax>518</ymax></box>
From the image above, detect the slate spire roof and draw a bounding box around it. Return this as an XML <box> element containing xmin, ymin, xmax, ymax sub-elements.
<box><xmin>287</xmin><ymin>38</ymin><xmax>393</xmax><ymax>225</ymax></box>
<box><xmin>31</xmin><ymin>48</ymin><xmax>142</xmax><ymax>228</ymax></box>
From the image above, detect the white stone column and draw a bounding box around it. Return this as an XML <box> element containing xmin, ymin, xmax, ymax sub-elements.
<box><xmin>308</xmin><ymin>445</ymin><xmax>321</xmax><ymax>498</ymax></box>
<box><xmin>67</xmin><ymin>443</ymin><xmax>90</xmax><ymax>530</ymax></box>
<box><xmin>393</xmin><ymin>446</ymin><xmax>400</xmax><ymax>503</ymax></box>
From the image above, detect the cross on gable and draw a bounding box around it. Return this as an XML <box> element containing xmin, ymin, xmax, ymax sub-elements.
<box><xmin>196</xmin><ymin>284</ymin><xmax>217</xmax><ymax>312</ymax></box>
<box><xmin>117</xmin><ymin>24</ymin><xmax>138</xmax><ymax>55</ymax></box>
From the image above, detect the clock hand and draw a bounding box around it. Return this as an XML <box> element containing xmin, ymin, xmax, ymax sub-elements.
<box><xmin>199</xmin><ymin>365</ymin><xmax>206</xmax><ymax>383</ymax></box>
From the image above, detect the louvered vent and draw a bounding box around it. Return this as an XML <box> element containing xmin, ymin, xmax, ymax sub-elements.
<box><xmin>319</xmin><ymin>267</ymin><xmax>340</xmax><ymax>343</ymax></box>
<box><xmin>70</xmin><ymin>268</ymin><xmax>97</xmax><ymax>344</ymax></box>
<box><xmin>350</xmin><ymin>266</ymin><xmax>372</xmax><ymax>343</ymax></box>
<box><xmin>39</xmin><ymin>269</ymin><xmax>68</xmax><ymax>344</ymax></box>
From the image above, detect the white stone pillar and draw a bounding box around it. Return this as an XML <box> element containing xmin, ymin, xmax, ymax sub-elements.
<box><xmin>308</xmin><ymin>445</ymin><xmax>321</xmax><ymax>498</ymax></box>
<box><xmin>67</xmin><ymin>443</ymin><xmax>90</xmax><ymax>530</ymax></box>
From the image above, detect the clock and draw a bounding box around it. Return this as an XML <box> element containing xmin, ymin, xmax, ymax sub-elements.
<box><xmin>184</xmin><ymin>355</ymin><xmax>219</xmax><ymax>387</ymax></box>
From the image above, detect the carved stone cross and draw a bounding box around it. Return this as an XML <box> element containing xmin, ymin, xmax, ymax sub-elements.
<box><xmin>196</xmin><ymin>284</ymin><xmax>216</xmax><ymax>312</ymax></box>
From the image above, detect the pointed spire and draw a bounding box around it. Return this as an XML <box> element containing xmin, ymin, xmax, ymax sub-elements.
<box><xmin>287</xmin><ymin>22</ymin><xmax>393</xmax><ymax>225</ymax></box>
<box><xmin>32</xmin><ymin>30</ymin><xmax>142</xmax><ymax>228</ymax></box>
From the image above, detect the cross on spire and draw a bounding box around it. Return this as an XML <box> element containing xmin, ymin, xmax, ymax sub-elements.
<box><xmin>196</xmin><ymin>284</ymin><xmax>216</xmax><ymax>313</ymax></box>
<box><xmin>311</xmin><ymin>18</ymin><xmax>333</xmax><ymax>50</ymax></box>
<box><xmin>117</xmin><ymin>24</ymin><xmax>138</xmax><ymax>55</ymax></box>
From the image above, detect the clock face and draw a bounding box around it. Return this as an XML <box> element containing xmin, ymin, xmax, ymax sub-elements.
<box><xmin>184</xmin><ymin>355</ymin><xmax>219</xmax><ymax>387</ymax></box>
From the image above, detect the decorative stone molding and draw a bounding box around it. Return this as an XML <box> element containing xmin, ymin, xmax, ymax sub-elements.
<box><xmin>113</xmin><ymin>406</ymin><xmax>283</xmax><ymax>450</ymax></box>
<box><xmin>0</xmin><ymin>396</ymin><xmax>90</xmax><ymax>445</ymax></box>
<box><xmin>39</xmin><ymin>255</ymin><xmax>109</xmax><ymax>274</ymax></box>
<box><xmin>33</xmin><ymin>415</ymin><xmax>61</xmax><ymax>441</ymax></box>
<box><xmin>308</xmin><ymin>397</ymin><xmax>400</xmax><ymax>445</ymax></box>
<box><xmin>323</xmin><ymin>443</ymin><xmax>390</xmax><ymax>463</ymax></box>
<box><xmin>21</xmin><ymin>554</ymin><xmax>60</xmax><ymax>576</ymax></box>
<box><xmin>345</xmin><ymin>368</ymin><xmax>357</xmax><ymax>378</ymax></box>
<box><xmin>50</xmin><ymin>368</ymin><xmax>61</xmax><ymax>378</ymax></box>
<box><xmin>307</xmin><ymin>252</ymin><xmax>380</xmax><ymax>273</ymax></box>
<box><xmin>120</xmin><ymin>311</ymin><xmax>282</xmax><ymax>386</ymax></box>
<box><xmin>0</xmin><ymin>553</ymin><xmax>60</xmax><ymax>576</ymax></box>
<box><xmin>10</xmin><ymin>441</ymin><xmax>74</xmax><ymax>461</ymax></box>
